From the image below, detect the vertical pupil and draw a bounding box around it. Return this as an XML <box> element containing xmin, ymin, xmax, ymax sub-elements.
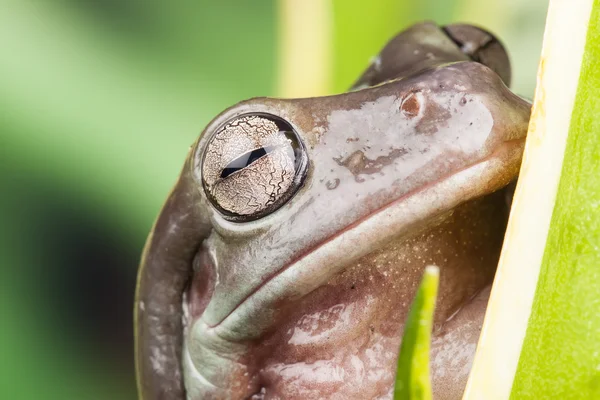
<box><xmin>220</xmin><ymin>144</ymin><xmax>280</xmax><ymax>179</ymax></box>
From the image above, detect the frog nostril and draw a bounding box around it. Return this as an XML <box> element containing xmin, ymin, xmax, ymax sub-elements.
<box><xmin>400</xmin><ymin>91</ymin><xmax>422</xmax><ymax>118</ymax></box>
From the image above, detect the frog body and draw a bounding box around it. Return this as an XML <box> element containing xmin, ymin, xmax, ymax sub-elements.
<box><xmin>135</xmin><ymin>22</ymin><xmax>531</xmax><ymax>400</ymax></box>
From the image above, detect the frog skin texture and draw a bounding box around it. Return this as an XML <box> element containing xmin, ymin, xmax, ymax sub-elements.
<box><xmin>135</xmin><ymin>22</ymin><xmax>532</xmax><ymax>400</ymax></box>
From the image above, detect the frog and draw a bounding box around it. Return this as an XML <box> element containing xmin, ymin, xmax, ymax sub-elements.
<box><xmin>135</xmin><ymin>21</ymin><xmax>531</xmax><ymax>400</ymax></box>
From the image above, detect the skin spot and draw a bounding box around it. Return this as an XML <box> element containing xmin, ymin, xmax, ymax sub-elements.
<box><xmin>326</xmin><ymin>179</ymin><xmax>340</xmax><ymax>190</ymax></box>
<box><xmin>333</xmin><ymin>148</ymin><xmax>408</xmax><ymax>182</ymax></box>
<box><xmin>150</xmin><ymin>347</ymin><xmax>167</xmax><ymax>376</ymax></box>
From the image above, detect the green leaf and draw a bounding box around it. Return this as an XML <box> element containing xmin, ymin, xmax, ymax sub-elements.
<box><xmin>394</xmin><ymin>265</ymin><xmax>439</xmax><ymax>400</ymax></box>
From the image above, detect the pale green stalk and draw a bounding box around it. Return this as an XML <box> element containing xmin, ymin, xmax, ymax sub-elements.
<box><xmin>464</xmin><ymin>1</ymin><xmax>600</xmax><ymax>398</ymax></box>
<box><xmin>277</xmin><ymin>0</ymin><xmax>333</xmax><ymax>97</ymax></box>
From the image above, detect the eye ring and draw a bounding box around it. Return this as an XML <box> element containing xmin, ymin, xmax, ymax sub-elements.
<box><xmin>199</xmin><ymin>113</ymin><xmax>308</xmax><ymax>222</ymax></box>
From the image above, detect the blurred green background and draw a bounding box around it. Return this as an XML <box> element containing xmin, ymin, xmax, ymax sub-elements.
<box><xmin>0</xmin><ymin>1</ymin><xmax>547</xmax><ymax>399</ymax></box>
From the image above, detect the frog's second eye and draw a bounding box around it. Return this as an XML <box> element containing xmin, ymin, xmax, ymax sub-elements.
<box><xmin>200</xmin><ymin>114</ymin><xmax>307</xmax><ymax>221</ymax></box>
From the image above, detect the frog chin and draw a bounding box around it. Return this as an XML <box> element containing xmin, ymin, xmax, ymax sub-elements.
<box><xmin>181</xmin><ymin>139</ymin><xmax>522</xmax><ymax>399</ymax></box>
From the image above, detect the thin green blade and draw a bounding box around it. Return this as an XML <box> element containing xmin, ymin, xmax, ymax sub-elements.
<box><xmin>394</xmin><ymin>265</ymin><xmax>439</xmax><ymax>400</ymax></box>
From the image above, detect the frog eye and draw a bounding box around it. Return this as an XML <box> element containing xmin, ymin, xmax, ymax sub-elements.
<box><xmin>200</xmin><ymin>114</ymin><xmax>307</xmax><ymax>221</ymax></box>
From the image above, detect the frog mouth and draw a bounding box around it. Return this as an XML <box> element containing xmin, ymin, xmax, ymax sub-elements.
<box><xmin>183</xmin><ymin>137</ymin><xmax>525</xmax><ymax>399</ymax></box>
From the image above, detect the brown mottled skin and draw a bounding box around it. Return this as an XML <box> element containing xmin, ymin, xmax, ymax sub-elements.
<box><xmin>135</xmin><ymin>22</ymin><xmax>531</xmax><ymax>399</ymax></box>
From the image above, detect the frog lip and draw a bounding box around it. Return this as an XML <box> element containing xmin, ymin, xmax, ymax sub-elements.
<box><xmin>203</xmin><ymin>137</ymin><xmax>525</xmax><ymax>332</ymax></box>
